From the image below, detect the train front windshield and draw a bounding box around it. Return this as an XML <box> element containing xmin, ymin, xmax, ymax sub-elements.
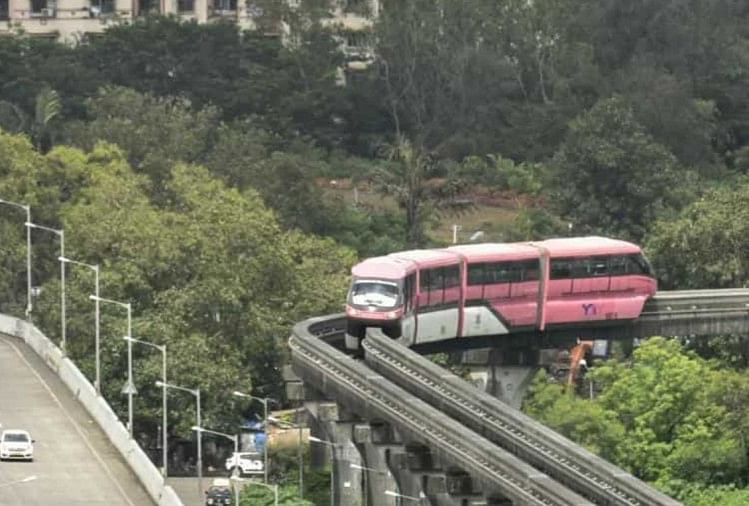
<box><xmin>349</xmin><ymin>280</ymin><xmax>400</xmax><ymax>310</ymax></box>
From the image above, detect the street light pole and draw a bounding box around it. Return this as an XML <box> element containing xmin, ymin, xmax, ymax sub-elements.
<box><xmin>91</xmin><ymin>295</ymin><xmax>133</xmax><ymax>436</ymax></box>
<box><xmin>233</xmin><ymin>390</ymin><xmax>274</xmax><ymax>484</ymax></box>
<box><xmin>26</xmin><ymin>221</ymin><xmax>68</xmax><ymax>350</ymax></box>
<box><xmin>125</xmin><ymin>336</ymin><xmax>167</xmax><ymax>477</ymax></box>
<box><xmin>60</xmin><ymin>257</ymin><xmax>100</xmax><ymax>392</ymax></box>
<box><xmin>0</xmin><ymin>199</ymin><xmax>32</xmax><ymax>318</ymax></box>
<box><xmin>197</xmin><ymin>388</ymin><xmax>202</xmax><ymax>497</ymax></box>
<box><xmin>192</xmin><ymin>426</ymin><xmax>239</xmax><ymax>506</ymax></box>
<box><xmin>158</xmin><ymin>381</ymin><xmax>201</xmax><ymax>497</ymax></box>
<box><xmin>26</xmin><ymin>222</ymin><xmax>64</xmax><ymax>351</ymax></box>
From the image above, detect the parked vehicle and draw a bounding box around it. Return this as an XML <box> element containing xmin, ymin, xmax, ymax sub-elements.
<box><xmin>225</xmin><ymin>452</ymin><xmax>264</xmax><ymax>476</ymax></box>
<box><xmin>0</xmin><ymin>429</ymin><xmax>34</xmax><ymax>461</ymax></box>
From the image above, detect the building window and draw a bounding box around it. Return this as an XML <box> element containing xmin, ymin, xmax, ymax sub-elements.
<box><xmin>213</xmin><ymin>0</ymin><xmax>236</xmax><ymax>12</ymax></box>
<box><xmin>138</xmin><ymin>0</ymin><xmax>159</xmax><ymax>15</ymax></box>
<box><xmin>90</xmin><ymin>0</ymin><xmax>115</xmax><ymax>16</ymax></box>
<box><xmin>30</xmin><ymin>0</ymin><xmax>46</xmax><ymax>14</ymax></box>
<box><xmin>178</xmin><ymin>0</ymin><xmax>194</xmax><ymax>12</ymax></box>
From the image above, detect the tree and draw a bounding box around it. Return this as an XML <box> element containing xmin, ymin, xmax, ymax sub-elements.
<box><xmin>372</xmin><ymin>137</ymin><xmax>465</xmax><ymax>246</ymax></box>
<box><xmin>65</xmin><ymin>86</ymin><xmax>220</xmax><ymax>187</ymax></box>
<box><xmin>552</xmin><ymin>96</ymin><xmax>691</xmax><ymax>241</ymax></box>
<box><xmin>524</xmin><ymin>338</ymin><xmax>749</xmax><ymax>497</ymax></box>
<box><xmin>0</xmin><ymin>86</ymin><xmax>62</xmax><ymax>152</ymax></box>
<box><xmin>646</xmin><ymin>178</ymin><xmax>749</xmax><ymax>289</ymax></box>
<box><xmin>0</xmin><ymin>136</ymin><xmax>355</xmax><ymax>446</ymax></box>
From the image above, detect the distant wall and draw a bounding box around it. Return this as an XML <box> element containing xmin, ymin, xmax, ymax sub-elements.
<box><xmin>0</xmin><ymin>313</ymin><xmax>182</xmax><ymax>506</ymax></box>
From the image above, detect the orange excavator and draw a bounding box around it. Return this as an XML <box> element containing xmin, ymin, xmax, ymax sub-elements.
<box><xmin>566</xmin><ymin>340</ymin><xmax>594</xmax><ymax>386</ymax></box>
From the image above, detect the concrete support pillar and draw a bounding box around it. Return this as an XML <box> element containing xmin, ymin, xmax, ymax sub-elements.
<box><xmin>309</xmin><ymin>402</ymin><xmax>365</xmax><ymax>506</ymax></box>
<box><xmin>386</xmin><ymin>447</ymin><xmax>430</xmax><ymax>504</ymax></box>
<box><xmin>354</xmin><ymin>423</ymin><xmax>399</xmax><ymax>506</ymax></box>
<box><xmin>463</xmin><ymin>348</ymin><xmax>539</xmax><ymax>409</ymax></box>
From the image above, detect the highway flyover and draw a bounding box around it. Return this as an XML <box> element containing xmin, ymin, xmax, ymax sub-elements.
<box><xmin>0</xmin><ymin>334</ymin><xmax>153</xmax><ymax>505</ymax></box>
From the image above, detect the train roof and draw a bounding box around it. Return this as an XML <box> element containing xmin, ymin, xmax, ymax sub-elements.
<box><xmin>540</xmin><ymin>236</ymin><xmax>641</xmax><ymax>257</ymax></box>
<box><xmin>351</xmin><ymin>237</ymin><xmax>642</xmax><ymax>280</ymax></box>
<box><xmin>447</xmin><ymin>242</ymin><xmax>539</xmax><ymax>260</ymax></box>
<box><xmin>351</xmin><ymin>249</ymin><xmax>460</xmax><ymax>279</ymax></box>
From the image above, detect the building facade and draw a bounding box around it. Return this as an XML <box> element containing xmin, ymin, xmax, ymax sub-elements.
<box><xmin>0</xmin><ymin>0</ymin><xmax>378</xmax><ymax>51</ymax></box>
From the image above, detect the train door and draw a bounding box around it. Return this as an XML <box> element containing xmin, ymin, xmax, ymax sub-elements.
<box><xmin>462</xmin><ymin>262</ymin><xmax>511</xmax><ymax>337</ymax></box>
<box><xmin>415</xmin><ymin>264</ymin><xmax>461</xmax><ymax>342</ymax></box>
<box><xmin>507</xmin><ymin>260</ymin><xmax>539</xmax><ymax>327</ymax></box>
<box><xmin>401</xmin><ymin>272</ymin><xmax>418</xmax><ymax>342</ymax></box>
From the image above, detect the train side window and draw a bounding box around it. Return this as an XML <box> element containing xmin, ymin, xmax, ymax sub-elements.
<box><xmin>627</xmin><ymin>254</ymin><xmax>653</xmax><ymax>276</ymax></box>
<box><xmin>486</xmin><ymin>262</ymin><xmax>516</xmax><ymax>283</ymax></box>
<box><xmin>521</xmin><ymin>260</ymin><xmax>539</xmax><ymax>281</ymax></box>
<box><xmin>609</xmin><ymin>254</ymin><xmax>653</xmax><ymax>276</ymax></box>
<box><xmin>551</xmin><ymin>259</ymin><xmax>573</xmax><ymax>279</ymax></box>
<box><xmin>444</xmin><ymin>266</ymin><xmax>460</xmax><ymax>289</ymax></box>
<box><xmin>429</xmin><ymin>268</ymin><xmax>445</xmax><ymax>305</ymax></box>
<box><xmin>590</xmin><ymin>257</ymin><xmax>609</xmax><ymax>276</ymax></box>
<box><xmin>570</xmin><ymin>257</ymin><xmax>609</xmax><ymax>278</ymax></box>
<box><xmin>609</xmin><ymin>256</ymin><xmax>627</xmax><ymax>275</ymax></box>
<box><xmin>467</xmin><ymin>263</ymin><xmax>485</xmax><ymax>285</ymax></box>
<box><xmin>418</xmin><ymin>268</ymin><xmax>445</xmax><ymax>305</ymax></box>
<box><xmin>420</xmin><ymin>269</ymin><xmax>431</xmax><ymax>292</ymax></box>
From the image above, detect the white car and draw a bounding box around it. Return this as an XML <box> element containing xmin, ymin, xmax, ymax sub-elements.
<box><xmin>225</xmin><ymin>452</ymin><xmax>263</xmax><ymax>476</ymax></box>
<box><xmin>0</xmin><ymin>429</ymin><xmax>34</xmax><ymax>461</ymax></box>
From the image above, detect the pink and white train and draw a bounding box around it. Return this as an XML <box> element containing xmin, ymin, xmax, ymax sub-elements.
<box><xmin>345</xmin><ymin>237</ymin><xmax>656</xmax><ymax>344</ymax></box>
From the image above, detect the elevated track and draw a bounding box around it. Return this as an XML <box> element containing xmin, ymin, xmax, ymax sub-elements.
<box><xmin>291</xmin><ymin>290</ymin><xmax>747</xmax><ymax>504</ymax></box>
<box><xmin>363</xmin><ymin>329</ymin><xmax>678</xmax><ymax>505</ymax></box>
<box><xmin>291</xmin><ymin>316</ymin><xmax>593</xmax><ymax>505</ymax></box>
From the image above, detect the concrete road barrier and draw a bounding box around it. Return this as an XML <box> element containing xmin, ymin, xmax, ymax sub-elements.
<box><xmin>0</xmin><ymin>313</ymin><xmax>183</xmax><ymax>506</ymax></box>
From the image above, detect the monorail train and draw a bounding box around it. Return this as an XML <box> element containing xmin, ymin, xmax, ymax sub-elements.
<box><xmin>345</xmin><ymin>236</ymin><xmax>656</xmax><ymax>344</ymax></box>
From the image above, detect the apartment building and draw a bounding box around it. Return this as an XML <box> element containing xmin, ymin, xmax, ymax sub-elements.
<box><xmin>0</xmin><ymin>0</ymin><xmax>378</xmax><ymax>59</ymax></box>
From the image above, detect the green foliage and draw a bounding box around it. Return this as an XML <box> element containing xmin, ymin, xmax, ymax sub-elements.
<box><xmin>525</xmin><ymin>338</ymin><xmax>749</xmax><ymax>492</ymax></box>
<box><xmin>2</xmin><ymin>7</ymin><xmax>749</xmax><ymax>494</ymax></box>
<box><xmin>0</xmin><ymin>133</ymin><xmax>354</xmax><ymax>441</ymax></box>
<box><xmin>552</xmin><ymin>96</ymin><xmax>693</xmax><ymax>241</ymax></box>
<box><xmin>457</xmin><ymin>154</ymin><xmax>549</xmax><ymax>196</ymax></box>
<box><xmin>65</xmin><ymin>86</ymin><xmax>220</xmax><ymax>185</ymax></box>
<box><xmin>646</xmin><ymin>178</ymin><xmax>749</xmax><ymax>289</ymax></box>
<box><xmin>524</xmin><ymin>371</ymin><xmax>625</xmax><ymax>462</ymax></box>
<box><xmin>238</xmin><ymin>481</ymin><xmax>315</xmax><ymax>506</ymax></box>
<box><xmin>373</xmin><ymin>137</ymin><xmax>467</xmax><ymax>246</ymax></box>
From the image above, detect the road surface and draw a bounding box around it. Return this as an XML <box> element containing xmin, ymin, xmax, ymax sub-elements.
<box><xmin>0</xmin><ymin>334</ymin><xmax>153</xmax><ymax>505</ymax></box>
